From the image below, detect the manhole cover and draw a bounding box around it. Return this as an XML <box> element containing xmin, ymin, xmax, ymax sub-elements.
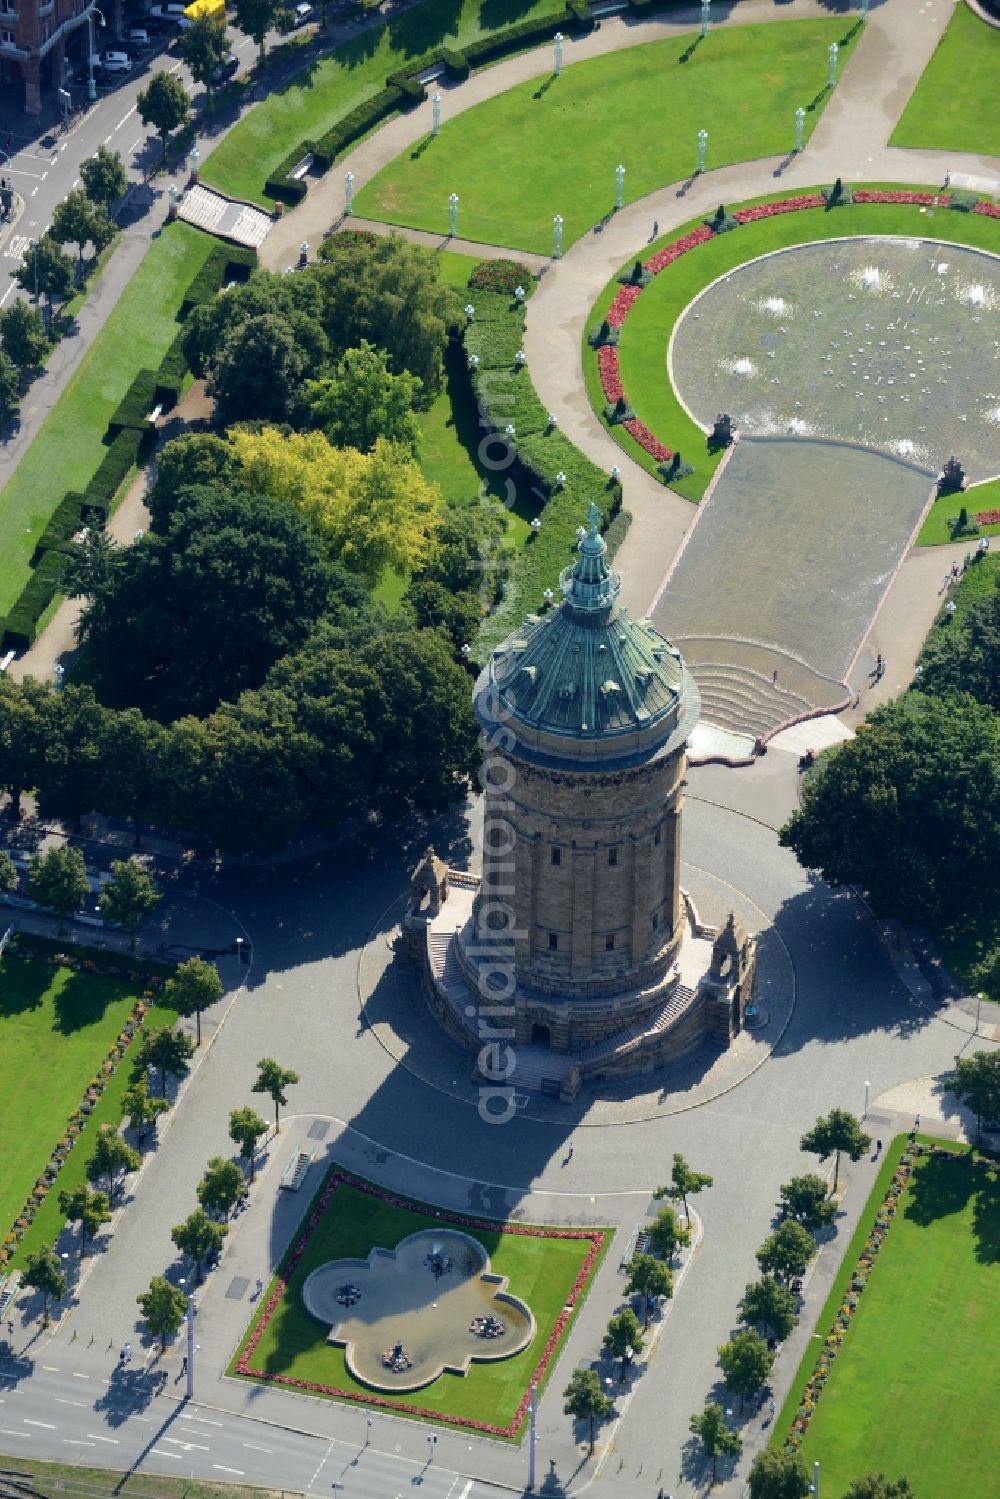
<box><xmin>226</xmin><ymin>1277</ymin><xmax>249</xmax><ymax>1300</ymax></box>
<box><xmin>307</xmin><ymin>1119</ymin><xmax>330</xmax><ymax>1140</ymax></box>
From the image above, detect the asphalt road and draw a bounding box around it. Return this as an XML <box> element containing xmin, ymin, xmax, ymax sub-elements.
<box><xmin>0</xmin><ymin>1359</ymin><xmax>513</xmax><ymax>1497</ymax></box>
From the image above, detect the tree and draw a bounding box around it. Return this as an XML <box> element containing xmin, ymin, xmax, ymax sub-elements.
<box><xmin>179</xmin><ymin>14</ymin><xmax>231</xmax><ymax>100</ymax></box>
<box><xmin>1</xmin><ymin>300</ymin><xmax>49</xmax><ymax>381</ymax></box>
<box><xmin>602</xmin><ymin>1308</ymin><xmax>643</xmax><ymax>1382</ymax></box>
<box><xmin>747</xmin><ymin>1448</ymin><xmax>813</xmax><ymax>1499</ymax></box>
<box><xmin>171</xmin><ymin>1207</ymin><xmax>227</xmax><ymax>1281</ymax></box>
<box><xmin>225</xmin><ymin>426</ymin><xmax>443</xmax><ymax>587</ymax></box>
<box><xmin>197</xmin><ymin>1155</ymin><xmax>245</xmax><ymax>1220</ymax></box>
<box><xmin>229</xmin><ymin>1106</ymin><xmax>268</xmax><ymax>1180</ymax></box>
<box><xmin>563</xmin><ymin>1368</ymin><xmax>614</xmax><ymax>1454</ymax></box>
<box><xmin>207</xmin><ymin>314</ymin><xmax>311</xmax><ymax>425</ymax></box>
<box><xmin>949</xmin><ymin>1050</ymin><xmax>1000</xmax><ymax>1144</ymax></box>
<box><xmin>137</xmin><ymin>1274</ymin><xmax>189</xmax><ymax>1352</ymax></box>
<box><xmin>624</xmin><ymin>1253</ymin><xmax>673</xmax><ymax>1327</ymax></box>
<box><xmin>35</xmin><ymin>683</ymin><xmax>109</xmax><ymax>829</ymax></box>
<box><xmin>50</xmin><ymin>189</ymin><xmax>114</xmax><ymax>283</ymax></box>
<box><xmin>164</xmin><ymin>955</ymin><xmax>223</xmax><ymax>1046</ymax></box>
<box><xmin>251</xmin><ymin>1057</ymin><xmax>299</xmax><ymax>1132</ymax></box>
<box><xmin>717</xmin><ymin>1328</ymin><xmax>774</xmax><ymax>1413</ymax></box>
<box><xmin>233</xmin><ymin>0</ymin><xmax>282</xmax><ymax>63</ymax></box>
<box><xmin>95</xmin><ymin>707</ymin><xmax>169</xmax><ymax>846</ymax></box>
<box><xmin>0</xmin><ymin>351</ymin><xmax>18</xmax><ymax>422</ymax></box>
<box><xmin>13</xmin><ymin>235</ymin><xmax>74</xmax><ymax>333</ymax></box>
<box><xmin>306</xmin><ymin>340</ymin><xmax>422</xmax><ymax>457</ymax></box>
<box><xmin>80</xmin><ymin>145</ymin><xmax>126</xmax><ymax>209</ymax></box>
<box><xmin>28</xmin><ymin>844</ymin><xmax>90</xmax><ymax>933</ymax></box>
<box><xmin>121</xmin><ymin>1076</ymin><xmax>170</xmax><ymax>1144</ymax></box>
<box><xmin>134</xmin><ymin>1025</ymin><xmax>196</xmax><ymax>1097</ymax></box>
<box><xmin>778</xmin><ymin>1173</ymin><xmax>838</xmax><ymax>1233</ymax></box>
<box><xmin>99</xmin><ymin>859</ymin><xmax>161</xmax><ymax>948</ymax></box>
<box><xmin>756</xmin><ymin>1220</ymin><xmax>815</xmax><ymax>1285</ymax></box>
<box><xmin>137</xmin><ymin>72</ymin><xmax>190</xmax><ymax>159</ymax></box>
<box><xmin>0</xmin><ymin>675</ymin><xmax>49</xmax><ymax>820</ymax></box>
<box><xmin>645</xmin><ymin>1203</ymin><xmax>690</xmax><ymax>1265</ymax></box>
<box><xmin>800</xmin><ymin>1109</ymin><xmax>871</xmax><ymax>1193</ymax></box>
<box><xmin>842</xmin><ymin>1478</ymin><xmax>915</xmax><ymax>1499</ymax></box>
<box><xmin>0</xmin><ymin>850</ymin><xmax>18</xmax><ymax>893</ymax></box>
<box><xmin>919</xmin><ymin>571</ymin><xmax>1000</xmax><ymax>713</ymax></box>
<box><xmin>404</xmin><ymin>578</ymin><xmax>482</xmax><ymax>655</ymax></box>
<box><xmin>85</xmin><ymin>1127</ymin><xmax>141</xmax><ymax>1198</ymax></box>
<box><xmin>655</xmin><ymin>1152</ymin><xmax>714</xmax><ymax>1225</ymax></box>
<box><xmin>57</xmin><ymin>1184</ymin><xmax>111</xmax><ymax>1255</ymax></box>
<box><xmin>780</xmin><ymin>695</ymin><xmax>1000</xmax><ymax>927</ymax></box>
<box><xmin>22</xmin><ymin>1248</ymin><xmax>68</xmax><ymax>1325</ymax></box>
<box><xmin>690</xmin><ymin>1403</ymin><xmax>742</xmax><ymax>1483</ymax></box>
<box><xmin>738</xmin><ymin>1276</ymin><xmax>798</xmax><ymax>1341</ymax></box>
<box><xmin>75</xmin><ymin>487</ymin><xmax>334</xmax><ymax>722</ymax></box>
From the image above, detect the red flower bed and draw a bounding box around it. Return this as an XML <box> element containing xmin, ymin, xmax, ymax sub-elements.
<box><xmin>974</xmin><ymin>202</ymin><xmax>1000</xmax><ymax>220</ymax></box>
<box><xmin>598</xmin><ymin>344</ymin><xmax>624</xmax><ymax>402</ymax></box>
<box><xmin>852</xmin><ymin>189</ymin><xmax>941</xmax><ymax>206</ymax></box>
<box><xmin>976</xmin><ymin>509</ymin><xmax>1000</xmax><ymax>525</ymax></box>
<box><xmin>235</xmin><ymin>1168</ymin><xmax>607</xmax><ymax>1437</ymax></box>
<box><xmin>733</xmin><ymin>194</ymin><xmax>825</xmax><ymax>224</ymax></box>
<box><xmin>622</xmin><ymin>418</ymin><xmax>673</xmax><ymax>463</ymax></box>
<box><xmin>608</xmin><ymin>283</ymin><xmax>643</xmax><ymax>326</ymax></box>
<box><xmin>643</xmin><ymin>224</ymin><xmax>715</xmax><ymax>275</ymax></box>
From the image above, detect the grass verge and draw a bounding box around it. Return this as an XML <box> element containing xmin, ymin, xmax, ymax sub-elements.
<box><xmin>355</xmin><ymin>19</ymin><xmax>859</xmax><ymax>254</ymax></box>
<box><xmin>229</xmin><ymin>1171</ymin><xmax>609</xmax><ymax>1437</ymax></box>
<box><xmin>0</xmin><ymin>222</ymin><xmax>214</xmax><ymax>618</ymax></box>
<box><xmin>916</xmin><ymin>475</ymin><xmax>1000</xmax><ymax>546</ymax></box>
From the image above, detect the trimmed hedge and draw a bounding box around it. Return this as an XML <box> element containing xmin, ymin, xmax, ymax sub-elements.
<box><xmin>180</xmin><ymin>242</ymin><xmax>257</xmax><ymax>316</ymax></box>
<box><xmin>386</xmin><ymin>68</ymin><xmax>426</xmax><ymax>106</ymax></box>
<box><xmin>4</xmin><ymin>550</ymin><xmax>67</xmax><ymax>652</ymax></box>
<box><xmin>107</xmin><ymin>368</ymin><xmax>157</xmax><ymax>437</ymax></box>
<box><xmin>442</xmin><ymin>48</ymin><xmax>469</xmax><ymax>82</ymax></box>
<box><xmin>312</xmin><ymin>85</ymin><xmax>404</xmax><ymax>171</ymax></box>
<box><xmin>85</xmin><ymin>428</ymin><xmax>144</xmax><ymax>512</ymax></box>
<box><xmin>568</xmin><ymin>0</ymin><xmax>595</xmax><ymax>31</ymax></box>
<box><xmin>32</xmin><ymin>494</ymin><xmax>87</xmax><ymax>563</ymax></box>
<box><xmin>264</xmin><ymin>142</ymin><xmax>313</xmax><ymax>206</ymax></box>
<box><xmin>468</xmin><ymin>258</ymin><xmax>535</xmax><ymax>294</ymax></box>
<box><xmin>464</xmin><ymin>11</ymin><xmax>571</xmax><ymax>67</ymax></box>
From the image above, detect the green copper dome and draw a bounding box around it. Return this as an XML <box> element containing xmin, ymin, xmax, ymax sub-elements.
<box><xmin>474</xmin><ymin>507</ymin><xmax>700</xmax><ymax>769</ymax></box>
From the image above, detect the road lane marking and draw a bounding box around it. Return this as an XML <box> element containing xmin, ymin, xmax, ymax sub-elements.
<box><xmin>116</xmin><ymin>108</ymin><xmax>136</xmax><ymax>130</ymax></box>
<box><xmin>127</xmin><ymin>137</ymin><xmax>142</xmax><ymax>153</ymax></box>
<box><xmin>213</xmin><ymin>1466</ymin><xmax>244</xmax><ymax>1476</ymax></box>
<box><xmin>55</xmin><ymin>1398</ymin><xmax>88</xmax><ymax>1408</ymax></box>
<box><xmin>71</xmin><ymin>1372</ymin><xmax>90</xmax><ymax>1379</ymax></box>
<box><xmin>0</xmin><ymin>1428</ymin><xmax>29</xmax><ymax>1437</ymax></box>
<box><xmin>30</xmin><ymin>187</ymin><xmax>39</xmax><ymax>197</ymax></box>
<box><xmin>162</xmin><ymin>1437</ymin><xmax>209</xmax><ymax>1451</ymax></box>
<box><xmin>182</xmin><ymin>1413</ymin><xmax>223</xmax><ymax>1426</ymax></box>
<box><xmin>42</xmin><ymin>1365</ymin><xmax>59</xmax><ymax>1372</ymax></box>
<box><xmin>0</xmin><ymin>285</ymin><xmax>15</xmax><ymax>306</ymax></box>
<box><xmin>151</xmin><ymin>1448</ymin><xmax>182</xmax><ymax>1460</ymax></box>
<box><xmin>23</xmin><ymin>1419</ymin><xmax>56</xmax><ymax>1428</ymax></box>
<box><xmin>86</xmin><ymin>1433</ymin><xmax>120</xmax><ymax>1443</ymax></box>
<box><xmin>242</xmin><ymin>1442</ymin><xmax>273</xmax><ymax>1453</ymax></box>
<box><xmin>63</xmin><ymin>1440</ymin><xmax>96</xmax><ymax>1447</ymax></box>
<box><xmin>103</xmin><ymin>134</ymin><xmax>114</xmax><ymax>145</ymax></box>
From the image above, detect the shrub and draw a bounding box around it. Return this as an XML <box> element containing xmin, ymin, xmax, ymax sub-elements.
<box><xmin>705</xmin><ymin>203</ymin><xmax>738</xmax><ymax>234</ymax></box>
<box><xmin>85</xmin><ymin>428</ymin><xmax>144</xmax><ymax>512</ymax></box>
<box><xmin>948</xmin><ymin>188</ymin><xmax>980</xmax><ymax>212</ymax></box>
<box><xmin>468</xmin><ymin>258</ymin><xmax>535</xmax><ymax>295</ymax></box>
<box><xmin>32</xmin><ymin>493</ymin><xmax>86</xmax><ymax>562</ymax></box>
<box><xmin>822</xmin><ymin>177</ymin><xmax>853</xmax><ymax>206</ymax></box>
<box><xmin>568</xmin><ymin>0</ymin><xmax>595</xmax><ymax>31</ymax></box>
<box><xmin>263</xmin><ymin>142</ymin><xmax>314</xmax><ymax>206</ymax></box>
<box><xmin>4</xmin><ymin>549</ymin><xmax>67</xmax><ymax>651</ymax></box>
<box><xmin>441</xmin><ymin>48</ymin><xmax>469</xmax><ymax>82</ymax></box>
<box><xmin>604</xmin><ymin>397</ymin><xmax>636</xmax><ymax>425</ymax></box>
<box><xmin>587</xmin><ymin>320</ymin><xmax>619</xmax><ymax>348</ymax></box>
<box><xmin>464</xmin><ymin>11</ymin><xmax>571</xmax><ymax>67</ymax></box>
<box><xmin>386</xmin><ymin>69</ymin><xmax>426</xmax><ymax>106</ymax></box>
<box><xmin>321</xmin><ymin>228</ymin><xmax>381</xmax><ymax>256</ymax></box>
<box><xmin>617</xmin><ymin>259</ymin><xmax>652</xmax><ymax>287</ymax></box>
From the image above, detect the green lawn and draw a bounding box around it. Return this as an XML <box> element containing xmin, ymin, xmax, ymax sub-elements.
<box><xmin>0</xmin><ymin>939</ymin><xmax>177</xmax><ymax>1270</ymax></box>
<box><xmin>200</xmin><ymin>0</ymin><xmax>568</xmax><ymax>206</ymax></box>
<box><xmin>585</xmin><ymin>191</ymin><xmax>1000</xmax><ymax>503</ymax></box>
<box><xmin>355</xmin><ymin>19</ymin><xmax>859</xmax><ymax>254</ymax></box>
<box><xmin>917</xmin><ymin>475</ymin><xmax>1000</xmax><ymax>545</ymax></box>
<box><xmin>231</xmin><ymin>1175</ymin><xmax>607</xmax><ymax>1434</ymax></box>
<box><xmin>0</xmin><ymin>222</ymin><xmax>215</xmax><ymax>617</ymax></box>
<box><xmin>787</xmin><ymin>1140</ymin><xmax>1000</xmax><ymax>1498</ymax></box>
<box><xmin>891</xmin><ymin>4</ymin><xmax>1000</xmax><ymax>157</ymax></box>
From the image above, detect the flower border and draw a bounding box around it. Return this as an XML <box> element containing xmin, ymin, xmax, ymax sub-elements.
<box><xmin>595</xmin><ymin>191</ymin><xmax>1000</xmax><ymax>467</ymax></box>
<box><xmin>233</xmin><ymin>1168</ymin><xmax>608</xmax><ymax>1436</ymax></box>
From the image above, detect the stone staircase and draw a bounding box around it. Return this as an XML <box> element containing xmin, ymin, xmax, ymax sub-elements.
<box><xmin>677</xmin><ymin>636</ymin><xmax>850</xmax><ymax>742</ymax></box>
<box><xmin>177</xmin><ymin>184</ymin><xmax>273</xmax><ymax>249</ymax></box>
<box><xmin>577</xmin><ymin>982</ymin><xmax>697</xmax><ymax>1069</ymax></box>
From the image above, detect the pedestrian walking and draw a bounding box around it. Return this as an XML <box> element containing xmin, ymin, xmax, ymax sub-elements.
<box><xmin>651</xmin><ymin>220</ymin><xmax>659</xmax><ymax>238</ymax></box>
<box><xmin>118</xmin><ymin>1349</ymin><xmax>126</xmax><ymax>1365</ymax></box>
<box><xmin>914</xmin><ymin>1113</ymin><xmax>920</xmax><ymax>1131</ymax></box>
<box><xmin>180</xmin><ymin>1355</ymin><xmax>188</xmax><ymax>1375</ymax></box>
<box><xmin>7</xmin><ymin>1320</ymin><xmax>12</xmax><ymax>1339</ymax></box>
<box><xmin>772</xmin><ymin>668</ymin><xmax>779</xmax><ymax>685</ymax></box>
<box><xmin>124</xmin><ymin>1342</ymin><xmax>132</xmax><ymax>1363</ymax></box>
<box><xmin>876</xmin><ymin>1138</ymin><xmax>883</xmax><ymax>1156</ymax></box>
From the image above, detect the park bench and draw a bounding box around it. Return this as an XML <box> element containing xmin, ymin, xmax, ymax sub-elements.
<box><xmin>280</xmin><ymin>1150</ymin><xmax>314</xmax><ymax>1191</ymax></box>
<box><xmin>0</xmin><ymin>1270</ymin><xmax>21</xmax><ymax>1321</ymax></box>
<box><xmin>618</xmin><ymin>1223</ymin><xmax>649</xmax><ymax>1270</ymax></box>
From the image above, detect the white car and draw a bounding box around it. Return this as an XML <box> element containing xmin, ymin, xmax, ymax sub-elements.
<box><xmin>102</xmin><ymin>50</ymin><xmax>133</xmax><ymax>72</ymax></box>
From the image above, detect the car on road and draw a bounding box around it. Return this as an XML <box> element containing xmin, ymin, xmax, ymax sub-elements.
<box><xmin>101</xmin><ymin>50</ymin><xmax>133</xmax><ymax>72</ymax></box>
<box><xmin>210</xmin><ymin>52</ymin><xmax>239</xmax><ymax>86</ymax></box>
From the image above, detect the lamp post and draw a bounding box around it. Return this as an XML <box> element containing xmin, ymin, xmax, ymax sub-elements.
<box><xmin>431</xmin><ymin>91</ymin><xmax>441</xmax><ymax>137</ymax></box>
<box><xmin>976</xmin><ymin>992</ymin><xmax>984</xmax><ymax>1036</ymax></box>
<box><xmin>554</xmin><ymin>31</ymin><xmax>563</xmax><ymax>75</ymax></box>
<box><xmin>811</xmin><ymin>1460</ymin><xmax>821</xmax><ymax>1497</ymax></box>
<box><xmin>527</xmin><ymin>1383</ymin><xmax>538</xmax><ymax>1490</ymax></box>
<box><xmin>188</xmin><ymin>145</ymin><xmax>199</xmax><ymax>181</ymax></box>
<box><xmin>449</xmin><ymin>192</ymin><xmax>458</xmax><ymax>236</ymax></box>
<box><xmin>29</xmin><ymin>238</ymin><xmax>38</xmax><ymax>301</ymax></box>
<box><xmin>553</xmin><ymin>213</ymin><xmax>563</xmax><ymax>258</ymax></box>
<box><xmin>827</xmin><ymin>41</ymin><xmax>838</xmax><ymax>88</ymax></box>
<box><xmin>426</xmin><ymin>1434</ymin><xmax>437</xmax><ymax>1465</ymax></box>
<box><xmin>864</xmin><ymin>1080</ymin><xmax>870</xmax><ymax>1118</ymax></box>
<box><xmin>86</xmin><ymin>6</ymin><xmax>106</xmax><ymax>102</ymax></box>
<box><xmin>696</xmin><ymin>128</ymin><xmax>708</xmax><ymax>174</ymax></box>
<box><xmin>364</xmin><ymin>1415</ymin><xmax>372</xmax><ymax>1448</ymax></box>
<box><xmin>185</xmin><ymin>1289</ymin><xmax>195</xmax><ymax>1399</ymax></box>
<box><xmin>344</xmin><ymin>170</ymin><xmax>354</xmax><ymax>215</ymax></box>
<box><xmin>860</xmin><ymin>0</ymin><xmax>869</xmax><ymax>15</ymax></box>
<box><xmin>700</xmin><ymin>0</ymin><xmax>710</xmax><ymax>39</ymax></box>
<box><xmin>615</xmin><ymin>163</ymin><xmax>625</xmax><ymax>211</ymax></box>
<box><xmin>795</xmin><ymin>105</ymin><xmax>805</xmax><ymax>153</ymax></box>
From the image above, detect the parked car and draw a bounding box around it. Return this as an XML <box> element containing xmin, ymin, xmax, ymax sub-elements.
<box><xmin>101</xmin><ymin>50</ymin><xmax>133</xmax><ymax>72</ymax></box>
<box><xmin>126</xmin><ymin>27</ymin><xmax>151</xmax><ymax>46</ymax></box>
<box><xmin>209</xmin><ymin>52</ymin><xmax>239</xmax><ymax>86</ymax></box>
<box><xmin>292</xmin><ymin>2</ymin><xmax>315</xmax><ymax>23</ymax></box>
<box><xmin>149</xmin><ymin>2</ymin><xmax>187</xmax><ymax>15</ymax></box>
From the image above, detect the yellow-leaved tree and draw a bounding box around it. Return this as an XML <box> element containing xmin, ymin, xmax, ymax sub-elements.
<box><xmin>226</xmin><ymin>427</ymin><xmax>442</xmax><ymax>586</ymax></box>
